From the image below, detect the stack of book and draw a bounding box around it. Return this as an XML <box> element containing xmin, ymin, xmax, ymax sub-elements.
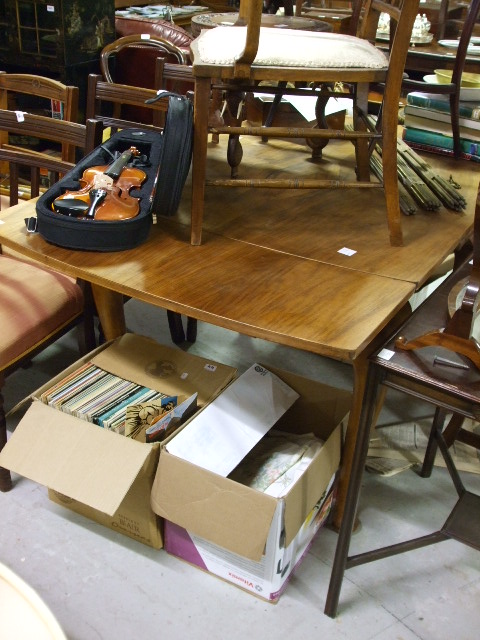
<box><xmin>40</xmin><ymin>361</ymin><xmax>176</xmax><ymax>436</ymax></box>
<box><xmin>402</xmin><ymin>91</ymin><xmax>480</xmax><ymax>161</ymax></box>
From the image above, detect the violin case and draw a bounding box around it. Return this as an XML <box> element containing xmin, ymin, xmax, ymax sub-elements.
<box><xmin>35</xmin><ymin>93</ymin><xmax>193</xmax><ymax>252</ymax></box>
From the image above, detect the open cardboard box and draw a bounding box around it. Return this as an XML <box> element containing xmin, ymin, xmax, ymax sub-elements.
<box><xmin>0</xmin><ymin>334</ymin><xmax>236</xmax><ymax>548</ymax></box>
<box><xmin>150</xmin><ymin>367</ymin><xmax>351</xmax><ymax>600</ymax></box>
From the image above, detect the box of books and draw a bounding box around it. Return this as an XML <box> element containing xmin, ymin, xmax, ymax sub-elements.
<box><xmin>0</xmin><ymin>334</ymin><xmax>236</xmax><ymax>548</ymax></box>
<box><xmin>151</xmin><ymin>365</ymin><xmax>351</xmax><ymax>600</ymax></box>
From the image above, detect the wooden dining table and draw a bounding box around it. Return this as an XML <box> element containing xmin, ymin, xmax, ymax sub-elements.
<box><xmin>0</xmin><ymin>134</ymin><xmax>478</xmax><ymax>528</ymax></box>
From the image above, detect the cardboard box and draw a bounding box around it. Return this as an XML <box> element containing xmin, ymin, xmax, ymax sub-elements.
<box><xmin>0</xmin><ymin>334</ymin><xmax>236</xmax><ymax>548</ymax></box>
<box><xmin>163</xmin><ymin>476</ymin><xmax>336</xmax><ymax>602</ymax></box>
<box><xmin>151</xmin><ymin>368</ymin><xmax>351</xmax><ymax>599</ymax></box>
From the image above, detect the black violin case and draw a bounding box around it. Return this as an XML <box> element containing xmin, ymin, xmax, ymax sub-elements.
<box><xmin>35</xmin><ymin>94</ymin><xmax>193</xmax><ymax>252</ymax></box>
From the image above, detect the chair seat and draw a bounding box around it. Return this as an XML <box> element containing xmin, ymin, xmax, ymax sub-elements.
<box><xmin>0</xmin><ymin>256</ymin><xmax>83</xmax><ymax>370</ymax></box>
<box><xmin>195</xmin><ymin>27</ymin><xmax>388</xmax><ymax>69</ymax></box>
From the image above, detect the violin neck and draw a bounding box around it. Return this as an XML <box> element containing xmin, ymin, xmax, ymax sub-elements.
<box><xmin>104</xmin><ymin>149</ymin><xmax>134</xmax><ymax>180</ymax></box>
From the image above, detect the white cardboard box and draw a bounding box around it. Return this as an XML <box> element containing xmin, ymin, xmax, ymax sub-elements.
<box><xmin>164</xmin><ymin>477</ymin><xmax>336</xmax><ymax>601</ymax></box>
<box><xmin>151</xmin><ymin>367</ymin><xmax>351</xmax><ymax>598</ymax></box>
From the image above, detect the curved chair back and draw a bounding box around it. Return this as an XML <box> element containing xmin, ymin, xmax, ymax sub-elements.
<box><xmin>100</xmin><ymin>34</ymin><xmax>189</xmax><ymax>123</ymax></box>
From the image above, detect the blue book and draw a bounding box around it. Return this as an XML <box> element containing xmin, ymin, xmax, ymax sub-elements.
<box><xmin>406</xmin><ymin>92</ymin><xmax>480</xmax><ymax>120</ymax></box>
<box><xmin>403</xmin><ymin>127</ymin><xmax>480</xmax><ymax>162</ymax></box>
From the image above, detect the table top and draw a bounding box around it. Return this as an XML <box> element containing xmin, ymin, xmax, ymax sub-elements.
<box><xmin>190</xmin><ymin>12</ymin><xmax>330</xmax><ymax>33</ymax></box>
<box><xmin>0</xmin><ymin>136</ymin><xmax>477</xmax><ymax>364</ymax></box>
<box><xmin>177</xmin><ymin>135</ymin><xmax>478</xmax><ymax>287</ymax></box>
<box><xmin>0</xmin><ymin>201</ymin><xmax>413</xmax><ymax>362</ymax></box>
<box><xmin>378</xmin><ymin>38</ymin><xmax>480</xmax><ymax>75</ymax></box>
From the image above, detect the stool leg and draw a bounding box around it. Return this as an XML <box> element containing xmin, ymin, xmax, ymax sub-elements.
<box><xmin>421</xmin><ymin>411</ymin><xmax>465</xmax><ymax>478</ymax></box>
<box><xmin>324</xmin><ymin>362</ymin><xmax>382</xmax><ymax>617</ymax></box>
<box><xmin>421</xmin><ymin>407</ymin><xmax>447</xmax><ymax>478</ymax></box>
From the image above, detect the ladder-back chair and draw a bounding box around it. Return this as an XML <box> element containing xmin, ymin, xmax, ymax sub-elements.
<box><xmin>189</xmin><ymin>0</ymin><xmax>419</xmax><ymax>247</ymax></box>
<box><xmin>0</xmin><ymin>73</ymin><xmax>79</xmax><ymax>165</ymax></box>
<box><xmin>0</xmin><ymin>113</ymin><xmax>103</xmax><ymax>492</ymax></box>
<box><xmin>85</xmin><ymin>74</ymin><xmax>197</xmax><ymax>345</ymax></box>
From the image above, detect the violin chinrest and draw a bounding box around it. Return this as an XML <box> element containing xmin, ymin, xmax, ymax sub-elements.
<box><xmin>53</xmin><ymin>198</ymin><xmax>90</xmax><ymax>217</ymax></box>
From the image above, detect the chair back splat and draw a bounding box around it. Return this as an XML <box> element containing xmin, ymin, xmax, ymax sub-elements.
<box><xmin>0</xmin><ymin>72</ymin><xmax>79</xmax><ymax>164</ymax></box>
<box><xmin>189</xmin><ymin>0</ymin><xmax>420</xmax><ymax>247</ymax></box>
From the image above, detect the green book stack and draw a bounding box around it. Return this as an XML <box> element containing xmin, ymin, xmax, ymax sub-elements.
<box><xmin>403</xmin><ymin>91</ymin><xmax>480</xmax><ymax>161</ymax></box>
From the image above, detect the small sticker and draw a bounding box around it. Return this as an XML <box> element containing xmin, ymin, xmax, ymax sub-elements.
<box><xmin>204</xmin><ymin>364</ymin><xmax>217</xmax><ymax>372</ymax></box>
<box><xmin>338</xmin><ymin>247</ymin><xmax>357</xmax><ymax>257</ymax></box>
<box><xmin>378</xmin><ymin>348</ymin><xmax>395</xmax><ymax>361</ymax></box>
<box><xmin>47</xmin><ymin>4</ymin><xmax>54</xmax><ymax>11</ymax></box>
<box><xmin>180</xmin><ymin>372</ymin><xmax>188</xmax><ymax>380</ymax></box>
<box><xmin>15</xmin><ymin>110</ymin><xmax>25</xmax><ymax>122</ymax></box>
<box><xmin>141</xmin><ymin>33</ymin><xmax>151</xmax><ymax>40</ymax></box>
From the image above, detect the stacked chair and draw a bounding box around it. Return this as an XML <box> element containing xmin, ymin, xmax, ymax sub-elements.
<box><xmin>0</xmin><ymin>99</ymin><xmax>103</xmax><ymax>492</ymax></box>
<box><xmin>187</xmin><ymin>0</ymin><xmax>419</xmax><ymax>246</ymax></box>
<box><xmin>95</xmin><ymin>29</ymin><xmax>197</xmax><ymax>345</ymax></box>
<box><xmin>0</xmin><ymin>38</ymin><xmax>195</xmax><ymax>487</ymax></box>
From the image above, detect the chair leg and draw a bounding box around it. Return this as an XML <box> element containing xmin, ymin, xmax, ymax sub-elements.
<box><xmin>167</xmin><ymin>310</ymin><xmax>185</xmax><ymax>344</ymax></box>
<box><xmin>0</xmin><ymin>387</ymin><xmax>12</xmax><ymax>492</ymax></box>
<box><xmin>77</xmin><ymin>280</ymin><xmax>98</xmax><ymax>354</ymax></box>
<box><xmin>191</xmin><ymin>77</ymin><xmax>212</xmax><ymax>246</ymax></box>
<box><xmin>379</xmin><ymin>87</ymin><xmax>404</xmax><ymax>247</ymax></box>
<box><xmin>186</xmin><ymin>317</ymin><xmax>197</xmax><ymax>344</ymax></box>
<box><xmin>167</xmin><ymin>311</ymin><xmax>198</xmax><ymax>344</ymax></box>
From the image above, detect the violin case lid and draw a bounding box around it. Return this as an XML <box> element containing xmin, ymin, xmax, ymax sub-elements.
<box><xmin>35</xmin><ymin>93</ymin><xmax>193</xmax><ymax>252</ymax></box>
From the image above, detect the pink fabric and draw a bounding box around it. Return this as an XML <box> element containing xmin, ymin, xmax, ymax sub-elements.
<box><xmin>0</xmin><ymin>255</ymin><xmax>83</xmax><ymax>370</ymax></box>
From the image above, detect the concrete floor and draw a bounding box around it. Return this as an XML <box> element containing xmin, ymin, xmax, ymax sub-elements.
<box><xmin>1</xmin><ymin>298</ymin><xmax>479</xmax><ymax>640</ymax></box>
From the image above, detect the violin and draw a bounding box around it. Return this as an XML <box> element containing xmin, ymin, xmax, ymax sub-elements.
<box><xmin>52</xmin><ymin>147</ymin><xmax>147</xmax><ymax>221</ymax></box>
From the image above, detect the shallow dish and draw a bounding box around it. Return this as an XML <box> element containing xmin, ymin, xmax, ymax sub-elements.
<box><xmin>434</xmin><ymin>68</ymin><xmax>480</xmax><ymax>87</ymax></box>
<box><xmin>438</xmin><ymin>39</ymin><xmax>480</xmax><ymax>55</ymax></box>
<box><xmin>423</xmin><ymin>74</ymin><xmax>480</xmax><ymax>101</ymax></box>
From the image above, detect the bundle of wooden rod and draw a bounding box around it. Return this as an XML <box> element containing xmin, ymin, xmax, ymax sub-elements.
<box><xmin>357</xmin><ymin>118</ymin><xmax>467</xmax><ymax>215</ymax></box>
<box><xmin>397</xmin><ymin>138</ymin><xmax>467</xmax><ymax>212</ymax></box>
<box><xmin>370</xmin><ymin>153</ymin><xmax>418</xmax><ymax>215</ymax></box>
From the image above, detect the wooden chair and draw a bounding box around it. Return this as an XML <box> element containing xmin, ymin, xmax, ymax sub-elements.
<box><xmin>401</xmin><ymin>0</ymin><xmax>480</xmax><ymax>159</ymax></box>
<box><xmin>99</xmin><ymin>34</ymin><xmax>189</xmax><ymax>125</ymax></box>
<box><xmin>0</xmin><ymin>72</ymin><xmax>79</xmax><ymax>166</ymax></box>
<box><xmin>0</xmin><ymin>110</ymin><xmax>101</xmax><ymax>207</ymax></box>
<box><xmin>435</xmin><ymin>0</ymin><xmax>479</xmax><ymax>40</ymax></box>
<box><xmin>189</xmin><ymin>0</ymin><xmax>420</xmax><ymax>247</ymax></box>
<box><xmin>295</xmin><ymin>0</ymin><xmax>363</xmax><ymax>35</ymax></box>
<box><xmin>100</xmin><ymin>34</ymin><xmax>188</xmax><ymax>83</ymax></box>
<box><xmin>85</xmin><ymin>74</ymin><xmax>197</xmax><ymax>345</ymax></box>
<box><xmin>0</xmin><ymin>113</ymin><xmax>103</xmax><ymax>492</ymax></box>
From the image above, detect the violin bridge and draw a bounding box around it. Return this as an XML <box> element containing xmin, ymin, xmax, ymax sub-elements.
<box><xmin>93</xmin><ymin>174</ymin><xmax>114</xmax><ymax>190</ymax></box>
